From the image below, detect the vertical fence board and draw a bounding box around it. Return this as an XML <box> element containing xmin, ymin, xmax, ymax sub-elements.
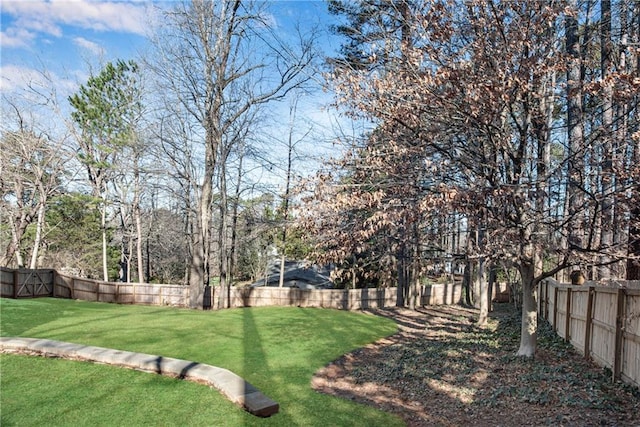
<box><xmin>13</xmin><ymin>270</ymin><xmax>18</xmax><ymax>299</ymax></box>
<box><xmin>552</xmin><ymin>286</ymin><xmax>558</xmax><ymax>330</ymax></box>
<box><xmin>622</xmin><ymin>291</ymin><xmax>640</xmax><ymax>387</ymax></box>
<box><xmin>613</xmin><ymin>288</ymin><xmax>626</xmax><ymax>382</ymax></box>
<box><xmin>584</xmin><ymin>287</ymin><xmax>594</xmax><ymax>360</ymax></box>
<box><xmin>565</xmin><ymin>287</ymin><xmax>572</xmax><ymax>342</ymax></box>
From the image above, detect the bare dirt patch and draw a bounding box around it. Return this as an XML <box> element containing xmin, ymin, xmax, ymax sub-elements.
<box><xmin>312</xmin><ymin>304</ymin><xmax>640</xmax><ymax>427</ymax></box>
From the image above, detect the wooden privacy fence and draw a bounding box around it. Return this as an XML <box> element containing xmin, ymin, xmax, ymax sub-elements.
<box><xmin>1</xmin><ymin>268</ymin><xmax>189</xmax><ymax>307</ymax></box>
<box><xmin>1</xmin><ymin>267</ymin><xmax>463</xmax><ymax>310</ymax></box>
<box><xmin>0</xmin><ymin>268</ymin><xmax>54</xmax><ymax>298</ymax></box>
<box><xmin>538</xmin><ymin>278</ymin><xmax>640</xmax><ymax>389</ymax></box>
<box><xmin>211</xmin><ymin>281</ymin><xmax>462</xmax><ymax>310</ymax></box>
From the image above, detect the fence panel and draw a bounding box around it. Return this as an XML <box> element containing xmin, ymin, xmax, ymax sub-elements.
<box><xmin>0</xmin><ymin>268</ymin><xmax>54</xmax><ymax>298</ymax></box>
<box><xmin>555</xmin><ymin>288</ymin><xmax>568</xmax><ymax>340</ymax></box>
<box><xmin>72</xmin><ymin>278</ymin><xmax>100</xmax><ymax>302</ymax></box>
<box><xmin>540</xmin><ymin>279</ymin><xmax>640</xmax><ymax>389</ymax></box>
<box><xmin>546</xmin><ymin>283</ymin><xmax>557</xmax><ymax>330</ymax></box>
<box><xmin>53</xmin><ymin>274</ymin><xmax>73</xmax><ymax>298</ymax></box>
<box><xmin>622</xmin><ymin>290</ymin><xmax>640</xmax><ymax>387</ymax></box>
<box><xmin>1</xmin><ymin>268</ymin><xmax>14</xmax><ymax>297</ymax></box>
<box><xmin>218</xmin><ymin>286</ymin><xmax>401</xmax><ymax>310</ymax></box>
<box><xmin>568</xmin><ymin>288</ymin><xmax>589</xmax><ymax>354</ymax></box>
<box><xmin>590</xmin><ymin>288</ymin><xmax>618</xmax><ymax>369</ymax></box>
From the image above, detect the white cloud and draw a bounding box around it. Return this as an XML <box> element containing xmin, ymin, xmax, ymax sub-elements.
<box><xmin>1</xmin><ymin>1</ymin><xmax>148</xmax><ymax>50</ymax></box>
<box><xmin>0</xmin><ymin>65</ymin><xmax>44</xmax><ymax>92</ymax></box>
<box><xmin>0</xmin><ymin>64</ymin><xmax>77</xmax><ymax>98</ymax></box>
<box><xmin>0</xmin><ymin>26</ymin><xmax>37</xmax><ymax>48</ymax></box>
<box><xmin>73</xmin><ymin>37</ymin><xmax>105</xmax><ymax>56</ymax></box>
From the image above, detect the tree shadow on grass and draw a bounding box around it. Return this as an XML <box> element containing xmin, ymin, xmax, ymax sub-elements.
<box><xmin>240</xmin><ymin>306</ymin><xmax>404</xmax><ymax>426</ymax></box>
<box><xmin>0</xmin><ymin>297</ymin><xmax>70</xmax><ymax>336</ymax></box>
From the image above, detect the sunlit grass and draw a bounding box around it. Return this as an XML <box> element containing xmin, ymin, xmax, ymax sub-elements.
<box><xmin>0</xmin><ymin>297</ymin><xmax>402</xmax><ymax>426</ymax></box>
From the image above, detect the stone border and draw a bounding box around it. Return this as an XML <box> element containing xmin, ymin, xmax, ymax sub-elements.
<box><xmin>0</xmin><ymin>337</ymin><xmax>278</xmax><ymax>417</ymax></box>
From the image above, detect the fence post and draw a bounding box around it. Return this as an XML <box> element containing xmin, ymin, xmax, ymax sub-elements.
<box><xmin>553</xmin><ymin>286</ymin><xmax>559</xmax><ymax>332</ymax></box>
<box><xmin>538</xmin><ymin>281</ymin><xmax>544</xmax><ymax>318</ymax></box>
<box><xmin>13</xmin><ymin>269</ymin><xmax>19</xmax><ymax>298</ymax></box>
<box><xmin>565</xmin><ymin>287</ymin><xmax>572</xmax><ymax>342</ymax></box>
<box><xmin>51</xmin><ymin>270</ymin><xmax>57</xmax><ymax>297</ymax></box>
<box><xmin>544</xmin><ymin>280</ymin><xmax>549</xmax><ymax>320</ymax></box>
<box><xmin>613</xmin><ymin>287</ymin><xmax>626</xmax><ymax>383</ymax></box>
<box><xmin>584</xmin><ymin>286</ymin><xmax>594</xmax><ymax>360</ymax></box>
<box><xmin>537</xmin><ymin>281</ymin><xmax>541</xmax><ymax>318</ymax></box>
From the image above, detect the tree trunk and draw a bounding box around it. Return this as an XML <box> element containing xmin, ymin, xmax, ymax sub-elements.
<box><xmin>566</xmin><ymin>0</ymin><xmax>585</xmax><ymax>252</ymax></box>
<box><xmin>218</xmin><ymin>156</ymin><xmax>231</xmax><ymax>309</ymax></box>
<box><xmin>135</xmin><ymin>210</ymin><xmax>143</xmax><ymax>282</ymax></box>
<box><xmin>117</xmin><ymin>204</ymin><xmax>130</xmax><ymax>283</ymax></box>
<box><xmin>477</xmin><ymin>258</ymin><xmax>489</xmax><ymax>326</ymax></box>
<box><xmin>2</xmin><ymin>216</ymin><xmax>21</xmax><ymax>268</ymax></box>
<box><xmin>145</xmin><ymin>235</ymin><xmax>151</xmax><ymax>282</ymax></box>
<box><xmin>487</xmin><ymin>265</ymin><xmax>497</xmax><ymax>312</ymax></box>
<box><xmin>472</xmin><ymin>261</ymin><xmax>481</xmax><ymax>308</ymax></box>
<box><xmin>409</xmin><ymin>278</ymin><xmax>419</xmax><ymax>310</ymax></box>
<box><xmin>228</xmin><ymin>151</ymin><xmax>244</xmax><ymax>283</ymax></box>
<box><xmin>463</xmin><ymin>260</ymin><xmax>472</xmax><ymax>306</ymax></box>
<box><xmin>10</xmin><ymin>215</ymin><xmax>25</xmax><ymax>268</ymax></box>
<box><xmin>408</xmin><ymin>222</ymin><xmax>421</xmax><ymax>310</ymax></box>
<box><xmin>29</xmin><ymin>203</ymin><xmax>46</xmax><ymax>269</ymax></box>
<box><xmin>395</xmin><ymin>243</ymin><xmax>406</xmax><ymax>307</ymax></box>
<box><xmin>627</xmin><ymin>1</ymin><xmax>640</xmax><ymax>278</ymax></box>
<box><xmin>134</xmin><ymin>159</ymin><xmax>144</xmax><ymax>283</ymax></box>
<box><xmin>408</xmin><ymin>251</ymin><xmax>418</xmax><ymax>309</ymax></box>
<box><xmin>127</xmin><ymin>237</ymin><xmax>133</xmax><ymax>282</ymax></box>
<box><xmin>101</xmin><ymin>198</ymin><xmax>109</xmax><ymax>281</ymax></box>
<box><xmin>189</xmin><ymin>243</ymin><xmax>206</xmax><ymax>308</ymax></box>
<box><xmin>612</xmin><ymin>0</ymin><xmax>634</xmax><ymax>279</ymax></box>
<box><xmin>279</xmin><ymin>99</ymin><xmax>299</xmax><ymax>288</ymax></box>
<box><xmin>516</xmin><ymin>261</ymin><xmax>537</xmax><ymax>358</ymax></box>
<box><xmin>279</xmin><ymin>255</ymin><xmax>286</xmax><ymax>288</ymax></box>
<box><xmin>189</xmin><ymin>167</ymin><xmax>213</xmax><ymax>308</ymax></box>
<box><xmin>599</xmin><ymin>0</ymin><xmax>614</xmax><ymax>279</ymax></box>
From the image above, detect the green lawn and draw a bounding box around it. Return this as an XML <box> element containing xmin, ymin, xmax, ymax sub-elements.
<box><xmin>0</xmin><ymin>297</ymin><xmax>402</xmax><ymax>426</ymax></box>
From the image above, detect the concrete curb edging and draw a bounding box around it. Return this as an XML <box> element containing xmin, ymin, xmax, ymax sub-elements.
<box><xmin>0</xmin><ymin>337</ymin><xmax>279</xmax><ymax>417</ymax></box>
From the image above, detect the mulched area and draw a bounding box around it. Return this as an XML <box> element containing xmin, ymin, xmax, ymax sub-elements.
<box><xmin>312</xmin><ymin>304</ymin><xmax>640</xmax><ymax>427</ymax></box>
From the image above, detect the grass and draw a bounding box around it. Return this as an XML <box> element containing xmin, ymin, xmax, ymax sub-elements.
<box><xmin>0</xmin><ymin>297</ymin><xmax>402</xmax><ymax>427</ymax></box>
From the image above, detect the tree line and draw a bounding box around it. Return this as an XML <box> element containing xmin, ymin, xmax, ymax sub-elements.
<box><xmin>301</xmin><ymin>0</ymin><xmax>639</xmax><ymax>357</ymax></box>
<box><xmin>1</xmin><ymin>0</ymin><xmax>638</xmax><ymax>358</ymax></box>
<box><xmin>1</xmin><ymin>0</ymin><xmax>315</xmax><ymax>304</ymax></box>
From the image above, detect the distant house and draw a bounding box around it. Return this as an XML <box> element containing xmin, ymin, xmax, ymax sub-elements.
<box><xmin>250</xmin><ymin>261</ymin><xmax>333</xmax><ymax>290</ymax></box>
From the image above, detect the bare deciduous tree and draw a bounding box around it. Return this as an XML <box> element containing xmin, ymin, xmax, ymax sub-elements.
<box><xmin>146</xmin><ymin>0</ymin><xmax>315</xmax><ymax>307</ymax></box>
<box><xmin>1</xmin><ymin>94</ymin><xmax>69</xmax><ymax>268</ymax></box>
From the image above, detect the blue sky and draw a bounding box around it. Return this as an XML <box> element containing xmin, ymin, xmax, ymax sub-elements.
<box><xmin>1</xmin><ymin>1</ymin><xmax>359</xmax><ymax>192</ymax></box>
<box><xmin>1</xmin><ymin>1</ymin><xmax>340</xmax><ymax>96</ymax></box>
<box><xmin>2</xmin><ymin>1</ymin><xmax>147</xmax><ymax>93</ymax></box>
